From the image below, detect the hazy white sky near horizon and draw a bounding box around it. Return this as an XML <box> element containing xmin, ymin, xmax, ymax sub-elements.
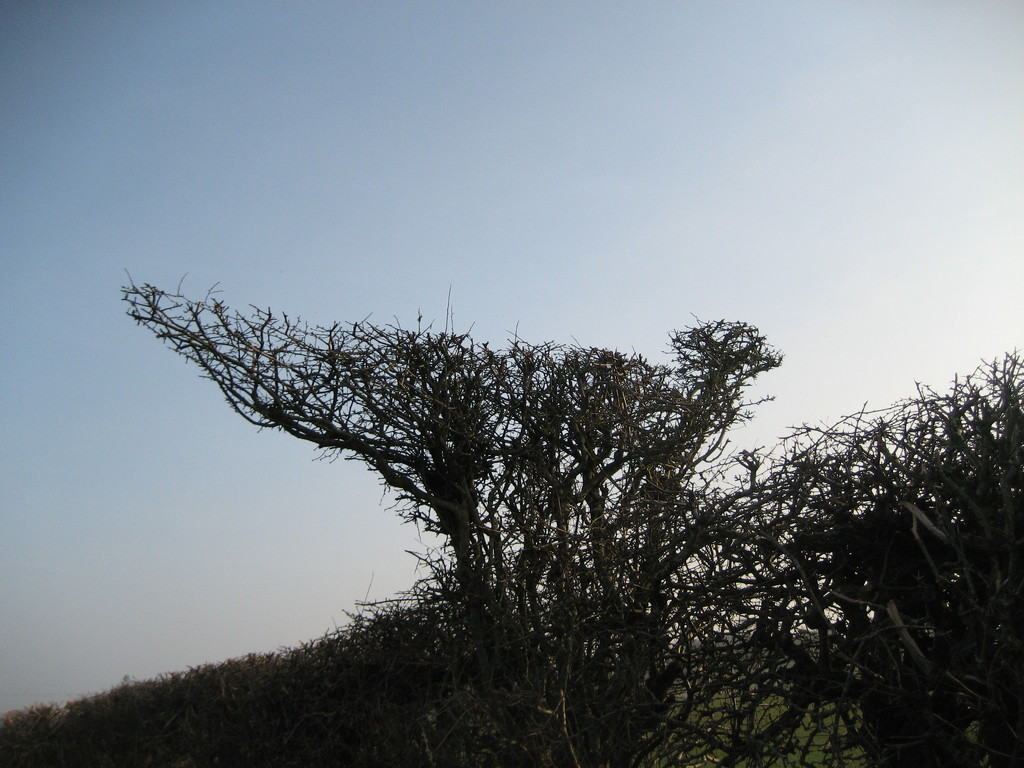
<box><xmin>1</xmin><ymin>2</ymin><xmax>1021</xmax><ymax>714</ymax></box>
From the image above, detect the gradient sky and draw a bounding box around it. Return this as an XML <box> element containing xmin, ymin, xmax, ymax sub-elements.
<box><xmin>1</xmin><ymin>2</ymin><xmax>1022</xmax><ymax>715</ymax></box>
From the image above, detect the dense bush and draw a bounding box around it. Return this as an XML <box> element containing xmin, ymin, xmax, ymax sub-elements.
<box><xmin>0</xmin><ymin>602</ymin><xmax>477</xmax><ymax>767</ymax></box>
<box><xmin>716</xmin><ymin>354</ymin><xmax>1023</xmax><ymax>766</ymax></box>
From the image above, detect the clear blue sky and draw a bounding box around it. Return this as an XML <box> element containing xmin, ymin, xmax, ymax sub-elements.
<box><xmin>1</xmin><ymin>2</ymin><xmax>1021</xmax><ymax>714</ymax></box>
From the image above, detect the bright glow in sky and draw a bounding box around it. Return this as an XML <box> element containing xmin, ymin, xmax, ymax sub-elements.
<box><xmin>1</xmin><ymin>2</ymin><xmax>1021</xmax><ymax>715</ymax></box>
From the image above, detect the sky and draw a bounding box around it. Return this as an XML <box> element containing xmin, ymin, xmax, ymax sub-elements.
<box><xmin>1</xmin><ymin>1</ymin><xmax>1022</xmax><ymax>715</ymax></box>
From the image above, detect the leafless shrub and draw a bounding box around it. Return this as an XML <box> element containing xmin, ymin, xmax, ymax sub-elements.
<box><xmin>120</xmin><ymin>282</ymin><xmax>780</xmax><ymax>767</ymax></box>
